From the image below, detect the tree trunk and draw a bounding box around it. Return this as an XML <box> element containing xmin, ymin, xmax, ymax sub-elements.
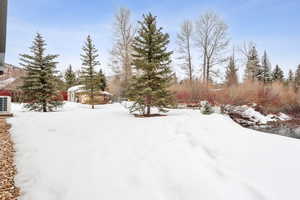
<box><xmin>203</xmin><ymin>52</ymin><xmax>207</xmax><ymax>82</ymax></box>
<box><xmin>146</xmin><ymin>105</ymin><xmax>151</xmax><ymax>116</ymax></box>
<box><xmin>206</xmin><ymin>58</ymin><xmax>210</xmax><ymax>85</ymax></box>
<box><xmin>91</xmin><ymin>88</ymin><xmax>95</xmax><ymax>109</ymax></box>
<box><xmin>187</xmin><ymin>38</ymin><xmax>192</xmax><ymax>81</ymax></box>
<box><xmin>43</xmin><ymin>101</ymin><xmax>47</xmax><ymax>112</ymax></box>
<box><xmin>146</xmin><ymin>95</ymin><xmax>151</xmax><ymax>116</ymax></box>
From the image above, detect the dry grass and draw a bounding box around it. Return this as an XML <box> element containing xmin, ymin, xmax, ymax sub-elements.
<box><xmin>0</xmin><ymin>119</ymin><xmax>20</xmax><ymax>200</ymax></box>
<box><xmin>171</xmin><ymin>80</ymin><xmax>300</xmax><ymax>114</ymax></box>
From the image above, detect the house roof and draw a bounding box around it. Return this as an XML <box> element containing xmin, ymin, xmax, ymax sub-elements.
<box><xmin>68</xmin><ymin>85</ymin><xmax>112</xmax><ymax>96</ymax></box>
<box><xmin>68</xmin><ymin>85</ymin><xmax>84</xmax><ymax>92</ymax></box>
<box><xmin>101</xmin><ymin>91</ymin><xmax>112</xmax><ymax>96</ymax></box>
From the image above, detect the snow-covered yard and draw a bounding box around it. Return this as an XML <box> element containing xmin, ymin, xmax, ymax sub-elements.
<box><xmin>8</xmin><ymin>102</ymin><xmax>300</xmax><ymax>200</ymax></box>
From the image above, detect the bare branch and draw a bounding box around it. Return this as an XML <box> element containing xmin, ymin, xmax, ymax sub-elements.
<box><xmin>109</xmin><ymin>7</ymin><xmax>136</xmax><ymax>96</ymax></box>
<box><xmin>194</xmin><ymin>11</ymin><xmax>229</xmax><ymax>83</ymax></box>
<box><xmin>176</xmin><ymin>20</ymin><xmax>194</xmax><ymax>81</ymax></box>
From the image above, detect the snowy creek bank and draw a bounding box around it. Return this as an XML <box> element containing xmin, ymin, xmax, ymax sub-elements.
<box><xmin>255</xmin><ymin>119</ymin><xmax>300</xmax><ymax>139</ymax></box>
<box><xmin>223</xmin><ymin>105</ymin><xmax>300</xmax><ymax>139</ymax></box>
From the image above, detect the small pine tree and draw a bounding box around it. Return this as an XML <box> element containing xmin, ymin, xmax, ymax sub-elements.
<box><xmin>200</xmin><ymin>101</ymin><xmax>214</xmax><ymax>115</ymax></box>
<box><xmin>98</xmin><ymin>69</ymin><xmax>107</xmax><ymax>91</ymax></box>
<box><xmin>259</xmin><ymin>51</ymin><xmax>272</xmax><ymax>83</ymax></box>
<box><xmin>127</xmin><ymin>13</ymin><xmax>174</xmax><ymax>116</ymax></box>
<box><xmin>80</xmin><ymin>35</ymin><xmax>101</xmax><ymax>109</ymax></box>
<box><xmin>225</xmin><ymin>56</ymin><xmax>238</xmax><ymax>86</ymax></box>
<box><xmin>244</xmin><ymin>46</ymin><xmax>261</xmax><ymax>81</ymax></box>
<box><xmin>64</xmin><ymin>65</ymin><xmax>77</xmax><ymax>89</ymax></box>
<box><xmin>20</xmin><ymin>33</ymin><xmax>63</xmax><ymax>112</ymax></box>
<box><xmin>272</xmin><ymin>64</ymin><xmax>284</xmax><ymax>82</ymax></box>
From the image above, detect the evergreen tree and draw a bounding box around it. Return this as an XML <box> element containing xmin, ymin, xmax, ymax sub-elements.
<box><xmin>20</xmin><ymin>33</ymin><xmax>63</xmax><ymax>112</ymax></box>
<box><xmin>54</xmin><ymin>72</ymin><xmax>67</xmax><ymax>91</ymax></box>
<box><xmin>80</xmin><ymin>35</ymin><xmax>101</xmax><ymax>109</ymax></box>
<box><xmin>127</xmin><ymin>13</ymin><xmax>174</xmax><ymax>116</ymax></box>
<box><xmin>64</xmin><ymin>65</ymin><xmax>77</xmax><ymax>89</ymax></box>
<box><xmin>244</xmin><ymin>46</ymin><xmax>261</xmax><ymax>81</ymax></box>
<box><xmin>288</xmin><ymin>69</ymin><xmax>294</xmax><ymax>84</ymax></box>
<box><xmin>225</xmin><ymin>56</ymin><xmax>238</xmax><ymax>86</ymax></box>
<box><xmin>294</xmin><ymin>65</ymin><xmax>300</xmax><ymax>91</ymax></box>
<box><xmin>272</xmin><ymin>64</ymin><xmax>284</xmax><ymax>82</ymax></box>
<box><xmin>98</xmin><ymin>69</ymin><xmax>107</xmax><ymax>91</ymax></box>
<box><xmin>259</xmin><ymin>50</ymin><xmax>272</xmax><ymax>83</ymax></box>
<box><xmin>286</xmin><ymin>69</ymin><xmax>295</xmax><ymax>88</ymax></box>
<box><xmin>200</xmin><ymin>101</ymin><xmax>214</xmax><ymax>115</ymax></box>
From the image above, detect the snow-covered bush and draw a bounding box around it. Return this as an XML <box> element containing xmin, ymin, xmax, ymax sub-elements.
<box><xmin>200</xmin><ymin>101</ymin><xmax>214</xmax><ymax>115</ymax></box>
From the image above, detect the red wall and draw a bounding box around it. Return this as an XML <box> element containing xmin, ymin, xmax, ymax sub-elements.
<box><xmin>61</xmin><ymin>91</ymin><xmax>68</xmax><ymax>101</ymax></box>
<box><xmin>0</xmin><ymin>90</ymin><xmax>68</xmax><ymax>100</ymax></box>
<box><xmin>0</xmin><ymin>90</ymin><xmax>12</xmax><ymax>96</ymax></box>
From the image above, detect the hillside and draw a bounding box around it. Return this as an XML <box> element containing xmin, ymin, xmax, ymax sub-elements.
<box><xmin>8</xmin><ymin>102</ymin><xmax>300</xmax><ymax>200</ymax></box>
<box><xmin>0</xmin><ymin>64</ymin><xmax>25</xmax><ymax>90</ymax></box>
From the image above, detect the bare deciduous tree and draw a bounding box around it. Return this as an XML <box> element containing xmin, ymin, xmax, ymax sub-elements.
<box><xmin>177</xmin><ymin>20</ymin><xmax>194</xmax><ymax>81</ymax></box>
<box><xmin>110</xmin><ymin>7</ymin><xmax>135</xmax><ymax>96</ymax></box>
<box><xmin>240</xmin><ymin>41</ymin><xmax>256</xmax><ymax>59</ymax></box>
<box><xmin>194</xmin><ymin>11</ymin><xmax>229</xmax><ymax>83</ymax></box>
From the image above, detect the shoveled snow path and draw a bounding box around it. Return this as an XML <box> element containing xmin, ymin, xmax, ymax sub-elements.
<box><xmin>9</xmin><ymin>103</ymin><xmax>300</xmax><ymax>200</ymax></box>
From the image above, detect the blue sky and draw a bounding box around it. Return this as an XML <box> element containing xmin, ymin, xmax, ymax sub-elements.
<box><xmin>6</xmin><ymin>0</ymin><xmax>300</xmax><ymax>77</ymax></box>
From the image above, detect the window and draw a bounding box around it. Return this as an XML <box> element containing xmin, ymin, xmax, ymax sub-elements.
<box><xmin>0</xmin><ymin>97</ymin><xmax>8</xmax><ymax>112</ymax></box>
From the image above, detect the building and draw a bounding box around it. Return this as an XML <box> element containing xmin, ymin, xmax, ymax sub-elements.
<box><xmin>68</xmin><ymin>85</ymin><xmax>112</xmax><ymax>104</ymax></box>
<box><xmin>0</xmin><ymin>0</ymin><xmax>8</xmax><ymax>75</ymax></box>
<box><xmin>0</xmin><ymin>95</ymin><xmax>12</xmax><ymax>116</ymax></box>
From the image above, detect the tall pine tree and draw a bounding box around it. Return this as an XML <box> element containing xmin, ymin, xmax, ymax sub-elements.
<box><xmin>225</xmin><ymin>55</ymin><xmax>238</xmax><ymax>86</ymax></box>
<box><xmin>64</xmin><ymin>65</ymin><xmax>77</xmax><ymax>89</ymax></box>
<box><xmin>259</xmin><ymin>50</ymin><xmax>272</xmax><ymax>83</ymax></box>
<box><xmin>272</xmin><ymin>64</ymin><xmax>284</xmax><ymax>82</ymax></box>
<box><xmin>127</xmin><ymin>13</ymin><xmax>174</xmax><ymax>116</ymax></box>
<box><xmin>80</xmin><ymin>35</ymin><xmax>100</xmax><ymax>109</ymax></box>
<box><xmin>244</xmin><ymin>46</ymin><xmax>261</xmax><ymax>81</ymax></box>
<box><xmin>20</xmin><ymin>33</ymin><xmax>63</xmax><ymax>112</ymax></box>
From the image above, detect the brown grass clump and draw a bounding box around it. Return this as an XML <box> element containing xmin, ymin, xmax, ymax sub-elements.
<box><xmin>0</xmin><ymin>119</ymin><xmax>20</xmax><ymax>200</ymax></box>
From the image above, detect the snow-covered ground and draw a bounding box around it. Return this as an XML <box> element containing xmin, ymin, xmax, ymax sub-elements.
<box><xmin>8</xmin><ymin>102</ymin><xmax>300</xmax><ymax>200</ymax></box>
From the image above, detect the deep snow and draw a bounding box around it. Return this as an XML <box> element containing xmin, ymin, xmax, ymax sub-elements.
<box><xmin>8</xmin><ymin>102</ymin><xmax>300</xmax><ymax>200</ymax></box>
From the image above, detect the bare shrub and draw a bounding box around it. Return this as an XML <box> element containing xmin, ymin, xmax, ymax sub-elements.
<box><xmin>172</xmin><ymin>80</ymin><xmax>300</xmax><ymax>114</ymax></box>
